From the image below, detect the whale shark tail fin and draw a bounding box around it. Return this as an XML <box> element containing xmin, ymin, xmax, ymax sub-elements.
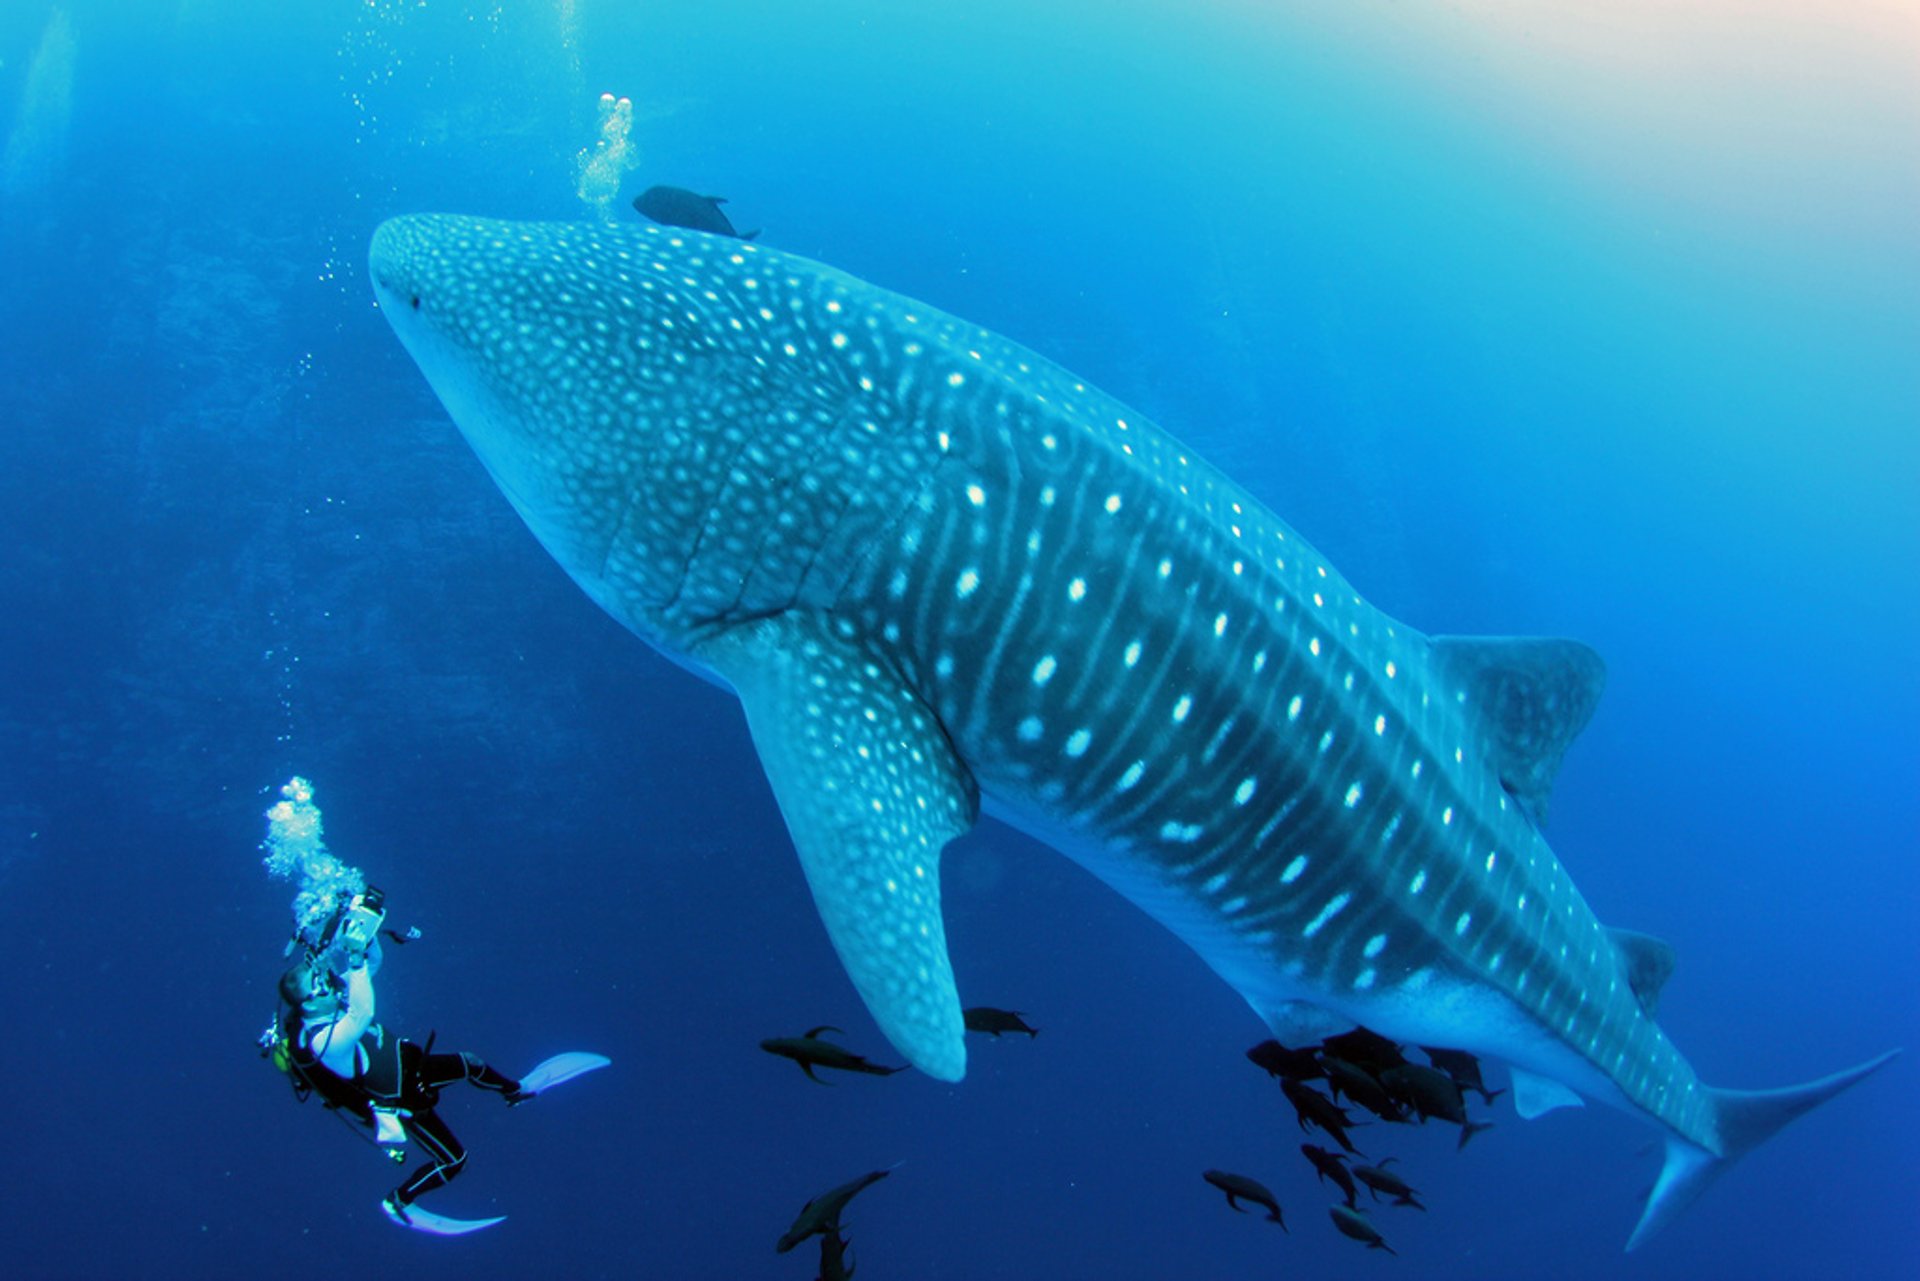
<box><xmin>1627</xmin><ymin>1048</ymin><xmax>1899</xmax><ymax>1250</ymax></box>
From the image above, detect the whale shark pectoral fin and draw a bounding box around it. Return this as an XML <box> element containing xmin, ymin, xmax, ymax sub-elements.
<box><xmin>698</xmin><ymin>613</ymin><xmax>979</xmax><ymax>1082</ymax></box>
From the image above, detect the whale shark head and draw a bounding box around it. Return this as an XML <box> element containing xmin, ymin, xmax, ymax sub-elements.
<box><xmin>371</xmin><ymin>213</ymin><xmax>983</xmax><ymax>652</ymax></box>
<box><xmin>370</xmin><ymin>213</ymin><xmax>839</xmax><ymax>636</ymax></box>
<box><xmin>371</xmin><ymin>217</ymin><xmax>639</xmax><ymax>595</ymax></box>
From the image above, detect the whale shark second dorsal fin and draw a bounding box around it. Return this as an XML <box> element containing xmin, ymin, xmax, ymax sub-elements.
<box><xmin>697</xmin><ymin>612</ymin><xmax>979</xmax><ymax>1082</ymax></box>
<box><xmin>1430</xmin><ymin>636</ymin><xmax>1606</xmax><ymax>827</ymax></box>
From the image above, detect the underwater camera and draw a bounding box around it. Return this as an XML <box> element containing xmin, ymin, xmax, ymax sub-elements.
<box><xmin>317</xmin><ymin>885</ymin><xmax>387</xmax><ymax>955</ymax></box>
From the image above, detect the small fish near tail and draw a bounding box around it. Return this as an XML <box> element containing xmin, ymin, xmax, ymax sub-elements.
<box><xmin>1628</xmin><ymin>1049</ymin><xmax>1900</xmax><ymax>1250</ymax></box>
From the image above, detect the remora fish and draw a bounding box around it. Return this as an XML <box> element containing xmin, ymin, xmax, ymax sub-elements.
<box><xmin>1320</xmin><ymin>1054</ymin><xmax>1409</xmax><ymax>1124</ymax></box>
<box><xmin>1280</xmin><ymin>1076</ymin><xmax>1363</xmax><ymax>1154</ymax></box>
<box><xmin>1352</xmin><ymin>1158</ymin><xmax>1425</xmax><ymax>1211</ymax></box>
<box><xmin>1201</xmin><ymin>1169</ymin><xmax>1286</xmax><ymax>1227</ymax></box>
<box><xmin>369</xmin><ymin>214</ymin><xmax>1898</xmax><ymax>1248</ymax></box>
<box><xmin>1301</xmin><ymin>1143</ymin><xmax>1359</xmax><ymax>1208</ymax></box>
<box><xmin>1330</xmin><ymin>1203</ymin><xmax>1396</xmax><ymax>1256</ymax></box>
<box><xmin>777</xmin><ymin>1169</ymin><xmax>892</xmax><ymax>1253</ymax></box>
<box><xmin>760</xmin><ymin>1026</ymin><xmax>905</xmax><ymax>1083</ymax></box>
<box><xmin>633</xmin><ymin>184</ymin><xmax>759</xmax><ymax>240</ymax></box>
<box><xmin>1421</xmin><ymin>1045</ymin><xmax>1503</xmax><ymax>1106</ymax></box>
<box><xmin>817</xmin><ymin>1228</ymin><xmax>854</xmax><ymax>1281</ymax></box>
<box><xmin>963</xmin><ymin>1006</ymin><xmax>1040</xmax><ymax>1038</ymax></box>
<box><xmin>1245</xmin><ymin>1039</ymin><xmax>1323</xmax><ymax>1082</ymax></box>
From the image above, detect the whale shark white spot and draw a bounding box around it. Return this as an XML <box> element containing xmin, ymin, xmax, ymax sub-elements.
<box><xmin>1302</xmin><ymin>892</ymin><xmax>1351</xmax><ymax>938</ymax></box>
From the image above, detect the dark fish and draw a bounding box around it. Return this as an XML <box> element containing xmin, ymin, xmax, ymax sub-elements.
<box><xmin>1321</xmin><ymin>1054</ymin><xmax>1411</xmax><ymax>1123</ymax></box>
<box><xmin>1202</xmin><ymin>1169</ymin><xmax>1287</xmax><ymax>1229</ymax></box>
<box><xmin>1246</xmin><ymin>1039</ymin><xmax>1324</xmax><ymax>1081</ymax></box>
<box><xmin>777</xmin><ymin>1169</ymin><xmax>892</xmax><ymax>1253</ymax></box>
<box><xmin>816</xmin><ymin>1228</ymin><xmax>855</xmax><ymax>1281</ymax></box>
<box><xmin>1379</xmin><ymin>1063</ymin><xmax>1493</xmax><ymax>1148</ymax></box>
<box><xmin>963</xmin><ymin>1007</ymin><xmax>1039</xmax><ymax>1038</ymax></box>
<box><xmin>1321</xmin><ymin>1026</ymin><xmax>1408</xmax><ymax>1076</ymax></box>
<box><xmin>632</xmin><ymin>184</ymin><xmax>759</xmax><ymax>240</ymax></box>
<box><xmin>1329</xmin><ymin>1204</ymin><xmax>1397</xmax><ymax>1255</ymax></box>
<box><xmin>1353</xmin><ymin>1158</ymin><xmax>1426</xmax><ymax>1211</ymax></box>
<box><xmin>1280</xmin><ymin>1077</ymin><xmax>1364</xmax><ymax>1154</ymax></box>
<box><xmin>760</xmin><ymin>1025</ymin><xmax>906</xmax><ymax>1084</ymax></box>
<box><xmin>1300</xmin><ymin>1143</ymin><xmax>1359</xmax><ymax>1208</ymax></box>
<box><xmin>1379</xmin><ymin>1062</ymin><xmax>1459</xmax><ymax>1115</ymax></box>
<box><xmin>1420</xmin><ymin>1045</ymin><xmax>1505</xmax><ymax>1106</ymax></box>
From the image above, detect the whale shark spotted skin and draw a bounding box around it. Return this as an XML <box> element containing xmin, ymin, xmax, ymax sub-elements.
<box><xmin>369</xmin><ymin>214</ymin><xmax>1892</xmax><ymax>1248</ymax></box>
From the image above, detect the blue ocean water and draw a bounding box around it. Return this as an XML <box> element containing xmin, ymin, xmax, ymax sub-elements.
<box><xmin>1</xmin><ymin>1</ymin><xmax>1915</xmax><ymax>1277</ymax></box>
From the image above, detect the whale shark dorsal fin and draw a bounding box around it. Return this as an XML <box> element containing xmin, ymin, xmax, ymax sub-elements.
<box><xmin>698</xmin><ymin>613</ymin><xmax>978</xmax><ymax>1082</ymax></box>
<box><xmin>1430</xmin><ymin>636</ymin><xmax>1606</xmax><ymax>827</ymax></box>
<box><xmin>1510</xmin><ymin>1066</ymin><xmax>1585</xmax><ymax>1119</ymax></box>
<box><xmin>1607</xmin><ymin>927</ymin><xmax>1677</xmax><ymax>1016</ymax></box>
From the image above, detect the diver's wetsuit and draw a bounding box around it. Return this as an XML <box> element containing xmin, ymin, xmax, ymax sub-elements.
<box><xmin>289</xmin><ymin>1021</ymin><xmax>521</xmax><ymax>1209</ymax></box>
<box><xmin>384</xmin><ymin>1043</ymin><xmax>520</xmax><ymax>1207</ymax></box>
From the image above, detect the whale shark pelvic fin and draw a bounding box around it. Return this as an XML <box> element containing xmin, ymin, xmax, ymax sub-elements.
<box><xmin>1510</xmin><ymin>1066</ymin><xmax>1586</xmax><ymax>1120</ymax></box>
<box><xmin>699</xmin><ymin>613</ymin><xmax>979</xmax><ymax>1082</ymax></box>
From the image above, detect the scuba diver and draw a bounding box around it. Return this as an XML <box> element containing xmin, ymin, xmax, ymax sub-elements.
<box><xmin>268</xmin><ymin>886</ymin><xmax>608</xmax><ymax>1235</ymax></box>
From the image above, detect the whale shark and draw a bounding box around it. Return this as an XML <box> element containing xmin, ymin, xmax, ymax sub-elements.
<box><xmin>368</xmin><ymin>214</ymin><xmax>1894</xmax><ymax>1248</ymax></box>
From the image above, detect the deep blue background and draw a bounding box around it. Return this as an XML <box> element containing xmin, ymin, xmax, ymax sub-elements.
<box><xmin>1</xmin><ymin>2</ymin><xmax>1914</xmax><ymax>1278</ymax></box>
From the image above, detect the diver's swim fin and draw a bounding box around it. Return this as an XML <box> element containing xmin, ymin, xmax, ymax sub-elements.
<box><xmin>382</xmin><ymin>1197</ymin><xmax>504</xmax><ymax>1236</ymax></box>
<box><xmin>511</xmin><ymin>1051</ymin><xmax>611</xmax><ymax>1102</ymax></box>
<box><xmin>375</xmin><ymin>1054</ymin><xmax>607</xmax><ymax>1235</ymax></box>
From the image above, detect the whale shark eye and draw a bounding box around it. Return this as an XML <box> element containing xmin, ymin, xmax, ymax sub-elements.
<box><xmin>410</xmin><ymin>295</ymin><xmax>421</xmax><ymax>311</ymax></box>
